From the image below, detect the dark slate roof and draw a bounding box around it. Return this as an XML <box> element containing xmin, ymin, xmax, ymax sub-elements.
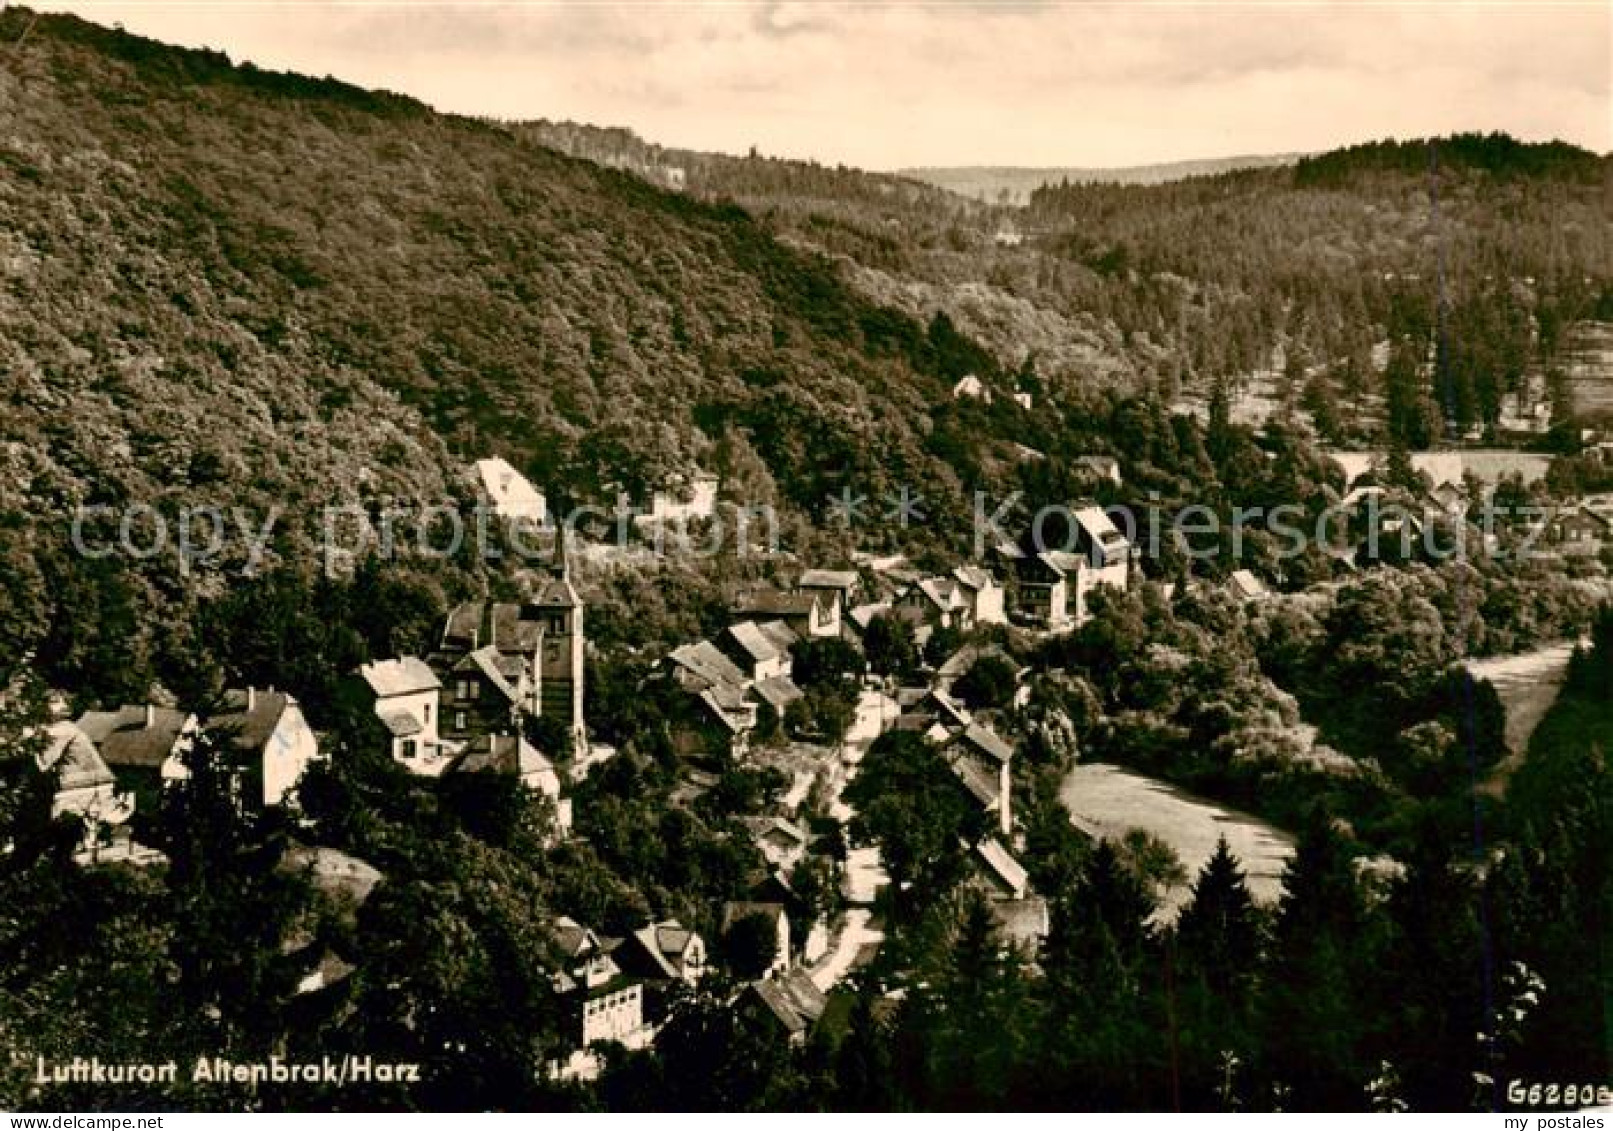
<box><xmin>213</xmin><ymin>689</ymin><xmax>292</xmax><ymax>752</ymax></box>
<box><xmin>76</xmin><ymin>705</ymin><xmax>190</xmax><ymax>769</ymax></box>
<box><xmin>748</xmin><ymin>970</ymin><xmax>827</xmax><ymax>1035</ymax></box>
<box><xmin>449</xmin><ymin>734</ymin><xmax>553</xmax><ymax>779</ymax></box>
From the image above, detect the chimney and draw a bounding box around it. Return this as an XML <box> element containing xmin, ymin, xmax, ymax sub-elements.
<box><xmin>144</xmin><ymin>703</ymin><xmax>155</xmax><ymax>729</ymax></box>
<box><xmin>246</xmin><ymin>687</ymin><xmax>256</xmax><ymax>712</ymax></box>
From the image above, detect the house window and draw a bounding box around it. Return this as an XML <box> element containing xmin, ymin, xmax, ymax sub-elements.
<box><xmin>402</xmin><ymin>740</ymin><xmax>417</xmax><ymax>760</ymax></box>
<box><xmin>423</xmin><ymin>704</ymin><xmax>432</xmax><ymax>724</ymax></box>
<box><xmin>454</xmin><ymin>711</ymin><xmax>467</xmax><ymax>731</ymax></box>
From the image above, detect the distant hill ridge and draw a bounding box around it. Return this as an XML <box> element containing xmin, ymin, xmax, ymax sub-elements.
<box><xmin>896</xmin><ymin>154</ymin><xmax>1306</xmax><ymax>202</ymax></box>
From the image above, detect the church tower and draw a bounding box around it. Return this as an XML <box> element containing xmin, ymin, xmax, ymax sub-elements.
<box><xmin>525</xmin><ymin>529</ymin><xmax>585</xmax><ymax>747</ymax></box>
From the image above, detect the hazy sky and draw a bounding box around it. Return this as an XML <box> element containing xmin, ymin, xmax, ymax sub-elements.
<box><xmin>36</xmin><ymin>1</ymin><xmax>1613</xmax><ymax>169</ymax></box>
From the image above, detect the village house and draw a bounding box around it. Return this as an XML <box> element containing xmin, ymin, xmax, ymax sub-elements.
<box><xmin>722</xmin><ymin>900</ymin><xmax>793</xmax><ymax>976</ymax></box>
<box><xmin>1227</xmin><ymin>569</ymin><xmax>1270</xmax><ymax>602</ymax></box>
<box><xmin>945</xmin><ymin>721</ymin><xmax>1015</xmax><ymax>838</ymax></box>
<box><xmin>952</xmin><ymin>374</ymin><xmax>991</xmax><ymax>402</ymax></box>
<box><xmin>618</xmin><ymin>919</ymin><xmax>708</xmax><ymax>987</ymax></box>
<box><xmin>719</xmin><ymin>620</ymin><xmax>795</xmax><ymax>683</ymax></box>
<box><xmin>211</xmin><ymin>688</ymin><xmax>321</xmax><ymax>810</ymax></box>
<box><xmin>640</xmin><ymin>469</ymin><xmax>720</xmax><ymax>525</ymax></box>
<box><xmin>357</xmin><ymin>657</ymin><xmax>447</xmax><ymax>774</ymax></box>
<box><xmin>37</xmin><ymin>721</ymin><xmax>135</xmax><ymax>856</ymax></box>
<box><xmin>996</xmin><ymin>504</ymin><xmax>1133</xmax><ymax>629</ymax></box>
<box><xmin>446</xmin><ymin>733</ymin><xmax>572</xmax><ymax>834</ymax></box>
<box><xmin>741</xmin><ymin>815</ymin><xmax>813</xmax><ymax>873</ymax></box>
<box><xmin>796</xmin><ymin>569</ymin><xmax>860</xmax><ymax>624</ymax></box>
<box><xmin>548</xmin><ymin>916</ymin><xmax>653</xmax><ymax>1061</ymax></box>
<box><xmin>1539</xmin><ymin>503</ymin><xmax>1613</xmax><ymax>556</ymax></box>
<box><xmin>434</xmin><ymin>548</ymin><xmax>586</xmax><ymax>748</ymax></box>
<box><xmin>1076</xmin><ymin>454</ymin><xmax>1123</xmax><ymax>486</ymax></box>
<box><xmin>75</xmin><ymin>704</ymin><xmax>195</xmax><ymax>811</ymax></box>
<box><xmin>951</xmin><ymin>565</ymin><xmax>1007</xmax><ymax>625</ymax></box>
<box><xmin>891</xmin><ymin>575</ymin><xmax>973</xmax><ymax>632</ymax></box>
<box><xmin>737</xmin><ymin>969</ymin><xmax>827</xmax><ymax>1048</ymax></box>
<box><xmin>666</xmin><ymin>640</ymin><xmax>760</xmax><ymax>748</ymax></box>
<box><xmin>475</xmin><ymin>456</ymin><xmax>547</xmax><ymax>525</ymax></box>
<box><xmin>734</xmin><ymin>587</ymin><xmax>838</xmax><ymax>639</ymax></box>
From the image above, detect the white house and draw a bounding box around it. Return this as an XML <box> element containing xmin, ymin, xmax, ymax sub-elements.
<box><xmin>475</xmin><ymin>457</ymin><xmax>547</xmax><ymax>525</ymax></box>
<box><xmin>213</xmin><ymin>688</ymin><xmax>321</xmax><ymax>809</ymax></box>
<box><xmin>358</xmin><ymin>657</ymin><xmax>448</xmax><ymax>774</ymax></box>
<box><xmin>645</xmin><ymin>469</ymin><xmax>720</xmax><ymax>523</ymax></box>
<box><xmin>953</xmin><ymin>374</ymin><xmax>991</xmax><ymax>402</ymax></box>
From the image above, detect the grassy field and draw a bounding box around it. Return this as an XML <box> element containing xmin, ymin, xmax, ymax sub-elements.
<box><xmin>1060</xmin><ymin>762</ymin><xmax>1294</xmax><ymax>923</ymax></box>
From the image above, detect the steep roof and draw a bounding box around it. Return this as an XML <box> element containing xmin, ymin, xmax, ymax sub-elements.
<box><xmin>721</xmin><ymin>901</ymin><xmax>787</xmax><ymax>933</ymax></box>
<box><xmin>975</xmin><ymin>838</ymin><xmax>1029</xmax><ymax>897</ymax></box>
<box><xmin>360</xmin><ymin>657</ymin><xmax>440</xmax><ymax>698</ymax></box>
<box><xmin>450</xmin><ymin>734</ymin><xmax>554</xmax><ymax>779</ymax></box>
<box><xmin>457</xmin><ymin>646</ymin><xmax>523</xmax><ymax>704</ymax></box>
<box><xmin>961</xmin><ymin>721</ymin><xmax>1014</xmax><ymax>764</ymax></box>
<box><xmin>754</xmin><ymin>675</ymin><xmax>805</xmax><ymax>711</ymax></box>
<box><xmin>748</xmin><ymin>970</ymin><xmax>827</xmax><ymax>1036</ymax></box>
<box><xmin>475</xmin><ymin>457</ymin><xmax>547</xmax><ymax>519</ymax></box>
<box><xmin>39</xmin><ymin>722</ymin><xmax>116</xmax><ymax>791</ymax></box>
<box><xmin>951</xmin><ymin>565</ymin><xmax>997</xmax><ymax>592</ymax></box>
<box><xmin>756</xmin><ymin>619</ymin><xmax>800</xmax><ymax>653</ymax></box>
<box><xmin>727</xmin><ymin>620</ymin><xmax>782</xmax><ymax>665</ymax></box>
<box><xmin>213</xmin><ymin>689</ymin><xmax>292</xmax><ymax>752</ymax></box>
<box><xmin>669</xmin><ymin>640</ymin><xmax>749</xmax><ymax>690</ymax></box>
<box><xmin>76</xmin><ymin>705</ymin><xmax>190</xmax><ymax>769</ymax></box>
<box><xmin>948</xmin><ymin>751</ymin><xmax>1001</xmax><ymax>809</ymax></box>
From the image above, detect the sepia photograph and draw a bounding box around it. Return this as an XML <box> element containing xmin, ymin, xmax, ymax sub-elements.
<box><xmin>0</xmin><ymin>0</ymin><xmax>1610</xmax><ymax>1115</ymax></box>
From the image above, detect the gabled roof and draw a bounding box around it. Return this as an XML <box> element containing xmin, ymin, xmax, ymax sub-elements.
<box><xmin>1037</xmin><ymin>550</ymin><xmax>1085</xmax><ymax>576</ymax></box>
<box><xmin>360</xmin><ymin>657</ymin><xmax>440</xmax><ymax>698</ymax></box>
<box><xmin>213</xmin><ymin>689</ymin><xmax>292</xmax><ymax>753</ymax></box>
<box><xmin>727</xmin><ymin>621</ymin><xmax>782</xmax><ymax>665</ymax></box>
<box><xmin>458</xmin><ymin>646</ymin><xmax>522</xmax><ymax>704</ymax></box>
<box><xmin>1073</xmin><ymin>505</ymin><xmax>1131</xmax><ymax>559</ymax></box>
<box><xmin>626</xmin><ymin>919</ymin><xmax>700</xmax><ymax>980</ymax></box>
<box><xmin>757</xmin><ymin>619</ymin><xmax>799</xmax><ymax>653</ymax></box>
<box><xmin>39</xmin><ymin>722</ymin><xmax>116</xmax><ymax>791</ymax></box>
<box><xmin>952</xmin><ymin>565</ymin><xmax>997</xmax><ymax>592</ymax></box>
<box><xmin>449</xmin><ymin>734</ymin><xmax>554</xmax><ymax>779</ymax></box>
<box><xmin>722</xmin><ymin>900</ymin><xmax>787</xmax><ymax>933</ymax></box>
<box><xmin>754</xmin><ymin>675</ymin><xmax>805</xmax><ymax>711</ymax></box>
<box><xmin>76</xmin><ymin>706</ymin><xmax>191</xmax><ymax>769</ymax></box>
<box><xmin>669</xmin><ymin>640</ymin><xmax>749</xmax><ymax>690</ymax></box>
<box><xmin>798</xmin><ymin>569</ymin><xmax>859</xmax><ymax>592</ymax></box>
<box><xmin>960</xmin><ymin>721</ymin><xmax>1013</xmax><ymax>764</ymax></box>
<box><xmin>742</xmin><ymin>816</ymin><xmax>811</xmax><ymax>848</ymax></box>
<box><xmin>379</xmin><ymin>710</ymin><xmax>424</xmax><ymax>738</ymax></box>
<box><xmin>747</xmin><ymin>970</ymin><xmax>827</xmax><ymax>1035</ymax></box>
<box><xmin>948</xmin><ymin>751</ymin><xmax>1001</xmax><ymax>809</ymax></box>
<box><xmin>975</xmin><ymin>838</ymin><xmax>1029</xmax><ymax>897</ymax></box>
<box><xmin>847</xmin><ymin>602</ymin><xmax>891</xmax><ymax>631</ymax></box>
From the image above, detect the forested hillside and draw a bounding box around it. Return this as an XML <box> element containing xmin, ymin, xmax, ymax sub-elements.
<box><xmin>0</xmin><ymin>10</ymin><xmax>1025</xmax><ymax>535</ymax></box>
<box><xmin>546</xmin><ymin>121</ymin><xmax>1612</xmax><ymax>442</ymax></box>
